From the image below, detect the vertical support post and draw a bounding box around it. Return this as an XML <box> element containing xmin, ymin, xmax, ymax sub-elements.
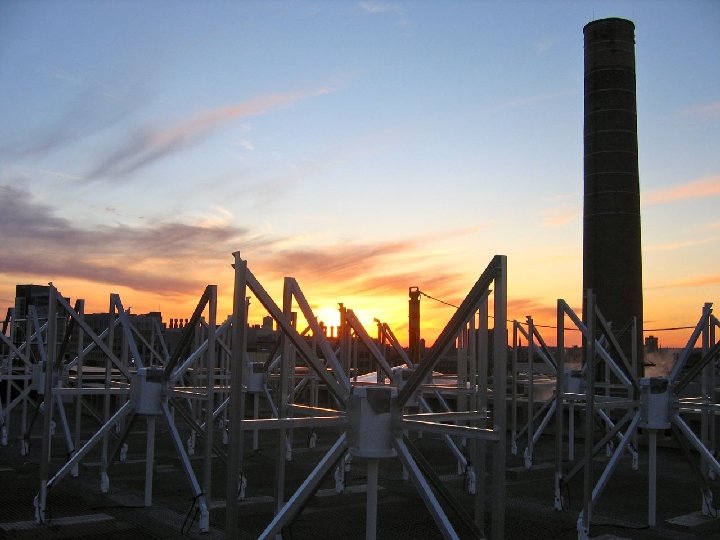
<box><xmin>72</xmin><ymin>299</ymin><xmax>85</xmax><ymax>478</ymax></box>
<box><xmin>648</xmin><ymin>429</ymin><xmax>657</xmax><ymax>526</ymax></box>
<box><xmin>202</xmin><ymin>285</ymin><xmax>217</xmax><ymax>501</ymax></box>
<box><xmin>700</xmin><ymin>303</ymin><xmax>711</xmax><ymax>486</ymax></box>
<box><xmin>526</xmin><ymin>316</ymin><xmax>534</xmax><ymax>468</ymax></box>
<box><xmin>145</xmin><ymin>415</ymin><xmax>156</xmax><ymax>507</ymax></box>
<box><xmin>287</xmin><ymin>308</ymin><xmax>297</xmax><ymax>446</ymax></box>
<box><xmin>37</xmin><ymin>285</ymin><xmax>58</xmax><ymax>522</ymax></box>
<box><xmin>3</xmin><ymin>314</ymin><xmax>12</xmax><ymax>445</ymax></box>
<box><xmin>569</xmin><ymin>401</ymin><xmax>575</xmax><ymax>461</ymax></box>
<box><xmin>352</xmin><ymin>338</ymin><xmax>359</xmax><ymax>388</ymax></box>
<box><xmin>20</xmin><ymin>314</ymin><xmax>32</xmax><ymax>456</ymax></box>
<box><xmin>339</xmin><ymin>304</ymin><xmax>349</xmax><ymax>378</ymax></box>
<box><xmin>252</xmin><ymin>393</ymin><xmax>260</xmax><ymax>450</ymax></box>
<box><xmin>375</xmin><ymin>320</ymin><xmax>382</xmax><ymax>384</ymax></box>
<box><xmin>554</xmin><ymin>301</ymin><xmax>565</xmax><ymax>510</ymax></box>
<box><xmin>409</xmin><ymin>287</ymin><xmax>421</xmax><ymax>365</ymax></box>
<box><xmin>468</xmin><ymin>313</ymin><xmax>477</xmax><ymax>454</ymax></box>
<box><xmin>511</xmin><ymin>323</ymin><xmax>518</xmax><ymax>455</ymax></box>
<box><xmin>274</xmin><ymin>278</ymin><xmax>294</xmax><ymax>515</ymax></box>
<box><xmin>579</xmin><ymin>290</ymin><xmax>596</xmax><ymax>539</ymax></box>
<box><xmin>491</xmin><ymin>256</ymin><xmax>507</xmax><ymax>540</ymax></box>
<box><xmin>101</xmin><ymin>297</ymin><xmax>114</xmax><ymax>493</ymax></box>
<box><xmin>366</xmin><ymin>459</ymin><xmax>379</xmax><ymax>540</ymax></box>
<box><xmin>225</xmin><ymin>253</ymin><xmax>248</xmax><ymax>538</ymax></box>
<box><xmin>119</xmin><ymin>314</ymin><xmax>129</xmax><ymax>441</ymax></box>
<box><xmin>475</xmin><ymin>296</ymin><xmax>489</xmax><ymax>531</ymax></box>
<box><xmin>631</xmin><ymin>317</ymin><xmax>639</xmax><ymax>453</ymax></box>
<box><xmin>710</xmin><ymin>315</ymin><xmax>717</xmax><ymax>462</ymax></box>
<box><xmin>457</xmin><ymin>327</ymin><xmax>467</xmax><ymax>435</ymax></box>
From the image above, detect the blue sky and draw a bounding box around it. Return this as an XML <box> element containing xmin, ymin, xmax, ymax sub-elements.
<box><xmin>1</xmin><ymin>0</ymin><xmax>718</xmax><ymax>345</ymax></box>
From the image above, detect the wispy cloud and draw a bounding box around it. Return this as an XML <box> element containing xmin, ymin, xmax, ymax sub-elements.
<box><xmin>0</xmin><ymin>184</ymin><xmax>472</xmax><ymax>312</ymax></box>
<box><xmin>539</xmin><ymin>206</ymin><xmax>580</xmax><ymax>228</ymax></box>
<box><xmin>0</xmin><ymin>185</ymin><xmax>266</xmax><ymax>295</ymax></box>
<box><xmin>86</xmin><ymin>89</ymin><xmax>332</xmax><ymax>180</ymax></box>
<box><xmin>358</xmin><ymin>1</ymin><xmax>401</xmax><ymax>14</ymax></box>
<box><xmin>534</xmin><ymin>37</ymin><xmax>554</xmax><ymax>53</ymax></box>
<box><xmin>257</xmin><ymin>242</ymin><xmax>416</xmax><ymax>282</ymax></box>
<box><xmin>675</xmin><ymin>275</ymin><xmax>720</xmax><ymax>288</ymax></box>
<box><xmin>508</xmin><ymin>298</ymin><xmax>563</xmax><ymax>327</ymax></box>
<box><xmin>254</xmin><ymin>223</ymin><xmax>487</xmax><ymax>287</ymax></box>
<box><xmin>11</xmin><ymin>166</ymin><xmax>85</xmax><ymax>181</ymax></box>
<box><xmin>645</xmin><ymin>176</ymin><xmax>720</xmax><ymax>205</ymax></box>
<box><xmin>679</xmin><ymin>100</ymin><xmax>720</xmax><ymax>118</ymax></box>
<box><xmin>246</xmin><ymin>229</ymin><xmax>480</xmax><ymax>305</ymax></box>
<box><xmin>498</xmin><ymin>90</ymin><xmax>576</xmax><ymax>110</ymax></box>
<box><xmin>0</xmin><ymin>86</ymin><xmax>138</xmax><ymax>159</ymax></box>
<box><xmin>648</xmin><ymin>274</ymin><xmax>720</xmax><ymax>290</ymax></box>
<box><xmin>357</xmin><ymin>1</ymin><xmax>408</xmax><ymax>25</ymax></box>
<box><xmin>644</xmin><ymin>237</ymin><xmax>716</xmax><ymax>252</ymax></box>
<box><xmin>351</xmin><ymin>270</ymin><xmax>462</xmax><ymax>297</ymax></box>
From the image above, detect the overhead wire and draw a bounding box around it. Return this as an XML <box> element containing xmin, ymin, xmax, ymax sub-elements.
<box><xmin>418</xmin><ymin>290</ymin><xmax>458</xmax><ymax>309</ymax></box>
<box><xmin>417</xmin><ymin>289</ymin><xmax>702</xmax><ymax>333</ymax></box>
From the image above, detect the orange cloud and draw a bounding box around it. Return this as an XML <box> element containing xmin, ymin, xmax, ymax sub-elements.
<box><xmin>540</xmin><ymin>206</ymin><xmax>580</xmax><ymax>228</ymax></box>
<box><xmin>644</xmin><ymin>237</ymin><xmax>716</xmax><ymax>252</ymax></box>
<box><xmin>648</xmin><ymin>274</ymin><xmax>720</xmax><ymax>290</ymax></box>
<box><xmin>0</xmin><ymin>185</ymin><xmax>258</xmax><ymax>297</ymax></box>
<box><xmin>645</xmin><ymin>176</ymin><xmax>720</xmax><ymax>205</ymax></box>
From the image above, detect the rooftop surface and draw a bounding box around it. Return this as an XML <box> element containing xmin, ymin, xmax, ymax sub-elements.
<box><xmin>1</xmin><ymin>406</ymin><xmax>719</xmax><ymax>539</ymax></box>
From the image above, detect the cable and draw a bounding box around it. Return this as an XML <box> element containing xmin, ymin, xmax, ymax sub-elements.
<box><xmin>307</xmin><ymin>428</ymin><xmax>316</xmax><ymax>448</ymax></box>
<box><xmin>419</xmin><ymin>289</ymin><xmax>700</xmax><ymax>334</ymax></box>
<box><xmin>461</xmin><ymin>457</ymin><xmax>471</xmax><ymax>492</ymax></box>
<box><xmin>590</xmin><ymin>521</ymin><xmax>650</xmax><ymax>531</ymax></box>
<box><xmin>418</xmin><ymin>291</ymin><xmax>459</xmax><ymax>309</ymax></box>
<box><xmin>702</xmin><ymin>488</ymin><xmax>719</xmax><ymax>519</ymax></box>
<box><xmin>91</xmin><ymin>505</ymin><xmax>146</xmax><ymax>510</ymax></box>
<box><xmin>180</xmin><ymin>493</ymin><xmax>202</xmax><ymax>534</ymax></box>
<box><xmin>560</xmin><ymin>477</ymin><xmax>571</xmax><ymax>512</ymax></box>
<box><xmin>419</xmin><ymin>289</ymin><xmax>568</xmax><ymax>330</ymax></box>
<box><xmin>644</xmin><ymin>325</ymin><xmax>696</xmax><ymax>332</ymax></box>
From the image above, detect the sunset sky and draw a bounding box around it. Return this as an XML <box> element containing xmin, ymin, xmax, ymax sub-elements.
<box><xmin>1</xmin><ymin>1</ymin><xmax>718</xmax><ymax>348</ymax></box>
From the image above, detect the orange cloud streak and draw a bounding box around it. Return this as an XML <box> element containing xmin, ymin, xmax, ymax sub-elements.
<box><xmin>648</xmin><ymin>274</ymin><xmax>720</xmax><ymax>290</ymax></box>
<box><xmin>645</xmin><ymin>176</ymin><xmax>720</xmax><ymax>205</ymax></box>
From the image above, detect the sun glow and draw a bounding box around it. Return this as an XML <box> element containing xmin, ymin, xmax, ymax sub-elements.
<box><xmin>314</xmin><ymin>305</ymin><xmax>341</xmax><ymax>331</ymax></box>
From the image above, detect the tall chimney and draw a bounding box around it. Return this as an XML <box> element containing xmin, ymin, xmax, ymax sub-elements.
<box><xmin>583</xmin><ymin>18</ymin><xmax>643</xmax><ymax>371</ymax></box>
<box><xmin>408</xmin><ymin>287</ymin><xmax>421</xmax><ymax>364</ymax></box>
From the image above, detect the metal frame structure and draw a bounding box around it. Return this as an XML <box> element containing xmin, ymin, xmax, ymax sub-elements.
<box><xmin>554</xmin><ymin>294</ymin><xmax>720</xmax><ymax>540</ymax></box>
<box><xmin>224</xmin><ymin>252</ymin><xmax>508</xmax><ymax>540</ymax></box>
<box><xmin>510</xmin><ymin>316</ymin><xmax>557</xmax><ymax>468</ymax></box>
<box><xmin>553</xmin><ymin>292</ymin><xmax>642</xmax><ymax>539</ymax></box>
<box><xmin>2</xmin><ymin>258</ymin><xmax>716</xmax><ymax>540</ymax></box>
<box><xmin>27</xmin><ymin>284</ymin><xmax>225</xmax><ymax>534</ymax></box>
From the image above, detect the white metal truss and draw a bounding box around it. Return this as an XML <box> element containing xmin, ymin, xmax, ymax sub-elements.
<box><xmin>553</xmin><ymin>294</ymin><xmax>720</xmax><ymax>540</ymax></box>
<box><xmin>3</xmin><ymin>257</ymin><xmax>717</xmax><ymax>540</ymax></box>
<box><xmin>29</xmin><ymin>285</ymin><xmax>229</xmax><ymax>534</ymax></box>
<box><xmin>510</xmin><ymin>316</ymin><xmax>557</xmax><ymax>468</ymax></box>
<box><xmin>223</xmin><ymin>252</ymin><xmax>508</xmax><ymax>540</ymax></box>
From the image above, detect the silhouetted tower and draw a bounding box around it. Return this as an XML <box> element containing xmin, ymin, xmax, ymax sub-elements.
<box><xmin>583</xmin><ymin>18</ymin><xmax>643</xmax><ymax>372</ymax></box>
<box><xmin>408</xmin><ymin>287</ymin><xmax>421</xmax><ymax>364</ymax></box>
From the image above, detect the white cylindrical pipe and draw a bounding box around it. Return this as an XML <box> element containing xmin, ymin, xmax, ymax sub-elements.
<box><xmin>648</xmin><ymin>429</ymin><xmax>657</xmax><ymax>526</ymax></box>
<box><xmin>145</xmin><ymin>416</ymin><xmax>156</xmax><ymax>507</ymax></box>
<box><xmin>366</xmin><ymin>459</ymin><xmax>379</xmax><ymax>540</ymax></box>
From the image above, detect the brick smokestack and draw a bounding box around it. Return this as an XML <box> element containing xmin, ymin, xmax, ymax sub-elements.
<box><xmin>583</xmin><ymin>18</ymin><xmax>643</xmax><ymax>371</ymax></box>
